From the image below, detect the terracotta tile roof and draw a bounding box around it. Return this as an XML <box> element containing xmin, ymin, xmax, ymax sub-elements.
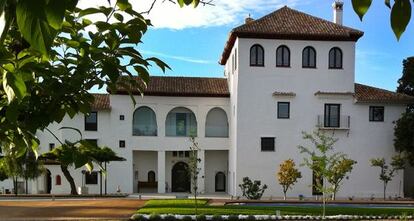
<box><xmin>355</xmin><ymin>83</ymin><xmax>414</xmax><ymax>104</ymax></box>
<box><xmin>220</xmin><ymin>6</ymin><xmax>364</xmax><ymax>65</ymax></box>
<box><xmin>91</xmin><ymin>94</ymin><xmax>111</xmax><ymax>110</ymax></box>
<box><xmin>111</xmin><ymin>76</ymin><xmax>230</xmax><ymax>97</ymax></box>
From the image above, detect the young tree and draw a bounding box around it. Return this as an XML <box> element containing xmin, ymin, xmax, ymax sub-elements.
<box><xmin>326</xmin><ymin>157</ymin><xmax>356</xmax><ymax>200</ymax></box>
<box><xmin>298</xmin><ymin>130</ymin><xmax>356</xmax><ymax>218</ymax></box>
<box><xmin>188</xmin><ymin>136</ymin><xmax>201</xmax><ymax>215</ymax></box>
<box><xmin>239</xmin><ymin>177</ymin><xmax>268</xmax><ymax>200</ymax></box>
<box><xmin>277</xmin><ymin>159</ymin><xmax>302</xmax><ymax>200</ymax></box>
<box><xmin>370</xmin><ymin>155</ymin><xmax>405</xmax><ymax>200</ymax></box>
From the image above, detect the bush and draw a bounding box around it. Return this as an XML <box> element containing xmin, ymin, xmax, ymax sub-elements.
<box><xmin>196</xmin><ymin>215</ymin><xmax>206</xmax><ymax>221</ymax></box>
<box><xmin>239</xmin><ymin>177</ymin><xmax>267</xmax><ymax>200</ymax></box>
<box><xmin>182</xmin><ymin>216</ymin><xmax>192</xmax><ymax>221</ymax></box>
<box><xmin>228</xmin><ymin>215</ymin><xmax>239</xmax><ymax>221</ymax></box>
<box><xmin>245</xmin><ymin>215</ymin><xmax>256</xmax><ymax>221</ymax></box>
<box><xmin>164</xmin><ymin>215</ymin><xmax>176</xmax><ymax>221</ymax></box>
<box><xmin>133</xmin><ymin>215</ymin><xmax>148</xmax><ymax>221</ymax></box>
<box><xmin>149</xmin><ymin>214</ymin><xmax>161</xmax><ymax>221</ymax></box>
<box><xmin>211</xmin><ymin>215</ymin><xmax>223</xmax><ymax>221</ymax></box>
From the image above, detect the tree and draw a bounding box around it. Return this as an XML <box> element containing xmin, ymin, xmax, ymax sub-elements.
<box><xmin>0</xmin><ymin>0</ymin><xmax>210</xmax><ymax>162</ymax></box>
<box><xmin>352</xmin><ymin>0</ymin><xmax>412</xmax><ymax>40</ymax></box>
<box><xmin>394</xmin><ymin>112</ymin><xmax>414</xmax><ymax>165</ymax></box>
<box><xmin>326</xmin><ymin>157</ymin><xmax>356</xmax><ymax>200</ymax></box>
<box><xmin>239</xmin><ymin>177</ymin><xmax>268</xmax><ymax>200</ymax></box>
<box><xmin>188</xmin><ymin>136</ymin><xmax>201</xmax><ymax>215</ymax></box>
<box><xmin>0</xmin><ymin>154</ymin><xmax>23</xmax><ymax>195</ymax></box>
<box><xmin>277</xmin><ymin>159</ymin><xmax>302</xmax><ymax>200</ymax></box>
<box><xmin>298</xmin><ymin>130</ymin><xmax>356</xmax><ymax>218</ymax></box>
<box><xmin>370</xmin><ymin>155</ymin><xmax>405</xmax><ymax>200</ymax></box>
<box><xmin>397</xmin><ymin>57</ymin><xmax>414</xmax><ymax>97</ymax></box>
<box><xmin>21</xmin><ymin>151</ymin><xmax>45</xmax><ymax>194</ymax></box>
<box><xmin>91</xmin><ymin>146</ymin><xmax>126</xmax><ymax>195</ymax></box>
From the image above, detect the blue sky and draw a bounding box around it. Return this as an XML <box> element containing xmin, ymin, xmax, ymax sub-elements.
<box><xmin>132</xmin><ymin>0</ymin><xmax>414</xmax><ymax>91</ymax></box>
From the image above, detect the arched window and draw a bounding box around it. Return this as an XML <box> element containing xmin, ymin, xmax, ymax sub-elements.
<box><xmin>302</xmin><ymin>46</ymin><xmax>316</xmax><ymax>68</ymax></box>
<box><xmin>55</xmin><ymin>175</ymin><xmax>61</xmax><ymax>185</ymax></box>
<box><xmin>276</xmin><ymin>45</ymin><xmax>290</xmax><ymax>67</ymax></box>
<box><xmin>329</xmin><ymin>47</ymin><xmax>343</xmax><ymax>69</ymax></box>
<box><xmin>166</xmin><ymin>107</ymin><xmax>197</xmax><ymax>137</ymax></box>
<box><xmin>250</xmin><ymin>44</ymin><xmax>264</xmax><ymax>66</ymax></box>
<box><xmin>148</xmin><ymin>171</ymin><xmax>156</xmax><ymax>182</ymax></box>
<box><xmin>215</xmin><ymin>172</ymin><xmax>226</xmax><ymax>192</ymax></box>
<box><xmin>133</xmin><ymin>106</ymin><xmax>157</xmax><ymax>136</ymax></box>
<box><xmin>205</xmin><ymin>108</ymin><xmax>229</xmax><ymax>137</ymax></box>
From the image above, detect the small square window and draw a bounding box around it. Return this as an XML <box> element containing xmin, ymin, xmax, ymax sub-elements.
<box><xmin>49</xmin><ymin>143</ymin><xmax>55</xmax><ymax>151</ymax></box>
<box><xmin>277</xmin><ymin>102</ymin><xmax>290</xmax><ymax>119</ymax></box>
<box><xmin>173</xmin><ymin>151</ymin><xmax>177</xmax><ymax>157</ymax></box>
<box><xmin>261</xmin><ymin>137</ymin><xmax>275</xmax><ymax>151</ymax></box>
<box><xmin>119</xmin><ymin>140</ymin><xmax>125</xmax><ymax>148</ymax></box>
<box><xmin>185</xmin><ymin>151</ymin><xmax>190</xmax><ymax>158</ymax></box>
<box><xmin>85</xmin><ymin>171</ymin><xmax>98</xmax><ymax>185</ymax></box>
<box><xmin>369</xmin><ymin>106</ymin><xmax>384</xmax><ymax>122</ymax></box>
<box><xmin>120</xmin><ymin>115</ymin><xmax>125</xmax><ymax>121</ymax></box>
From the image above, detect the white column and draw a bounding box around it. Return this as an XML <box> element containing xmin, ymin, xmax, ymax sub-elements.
<box><xmin>197</xmin><ymin>149</ymin><xmax>205</xmax><ymax>194</ymax></box>
<box><xmin>157</xmin><ymin>151</ymin><xmax>166</xmax><ymax>193</ymax></box>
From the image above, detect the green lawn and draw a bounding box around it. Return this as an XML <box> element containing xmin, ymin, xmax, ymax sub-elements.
<box><xmin>136</xmin><ymin>199</ymin><xmax>414</xmax><ymax>216</ymax></box>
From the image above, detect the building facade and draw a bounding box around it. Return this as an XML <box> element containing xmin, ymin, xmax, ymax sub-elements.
<box><xmin>1</xmin><ymin>3</ymin><xmax>413</xmax><ymax>198</ymax></box>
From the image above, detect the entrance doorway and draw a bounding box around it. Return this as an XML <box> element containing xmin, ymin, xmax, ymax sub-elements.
<box><xmin>171</xmin><ymin>162</ymin><xmax>190</xmax><ymax>192</ymax></box>
<box><xmin>45</xmin><ymin>169</ymin><xmax>52</xmax><ymax>194</ymax></box>
<box><xmin>215</xmin><ymin>172</ymin><xmax>226</xmax><ymax>192</ymax></box>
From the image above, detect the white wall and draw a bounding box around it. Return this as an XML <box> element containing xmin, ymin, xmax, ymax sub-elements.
<box><xmin>229</xmin><ymin>37</ymin><xmax>406</xmax><ymax>198</ymax></box>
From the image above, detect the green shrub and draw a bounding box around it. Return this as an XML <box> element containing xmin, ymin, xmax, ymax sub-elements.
<box><xmin>182</xmin><ymin>215</ymin><xmax>193</xmax><ymax>221</ymax></box>
<box><xmin>211</xmin><ymin>215</ymin><xmax>223</xmax><ymax>221</ymax></box>
<box><xmin>196</xmin><ymin>215</ymin><xmax>206</xmax><ymax>221</ymax></box>
<box><xmin>164</xmin><ymin>215</ymin><xmax>176</xmax><ymax>221</ymax></box>
<box><xmin>238</xmin><ymin>177</ymin><xmax>267</xmax><ymax>200</ymax></box>
<box><xmin>149</xmin><ymin>214</ymin><xmax>161</xmax><ymax>221</ymax></box>
<box><xmin>133</xmin><ymin>214</ymin><xmax>148</xmax><ymax>221</ymax></box>
<box><xmin>228</xmin><ymin>215</ymin><xmax>239</xmax><ymax>221</ymax></box>
<box><xmin>245</xmin><ymin>215</ymin><xmax>256</xmax><ymax>221</ymax></box>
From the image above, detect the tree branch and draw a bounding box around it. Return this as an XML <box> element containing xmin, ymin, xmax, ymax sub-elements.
<box><xmin>141</xmin><ymin>0</ymin><xmax>214</xmax><ymax>14</ymax></box>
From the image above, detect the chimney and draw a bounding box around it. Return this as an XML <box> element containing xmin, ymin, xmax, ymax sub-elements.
<box><xmin>245</xmin><ymin>14</ymin><xmax>254</xmax><ymax>24</ymax></box>
<box><xmin>332</xmin><ymin>1</ymin><xmax>343</xmax><ymax>25</ymax></box>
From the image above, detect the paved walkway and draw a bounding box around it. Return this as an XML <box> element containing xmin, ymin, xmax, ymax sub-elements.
<box><xmin>0</xmin><ymin>198</ymin><xmax>146</xmax><ymax>220</ymax></box>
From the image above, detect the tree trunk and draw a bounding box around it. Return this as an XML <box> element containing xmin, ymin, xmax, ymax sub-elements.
<box><xmin>104</xmin><ymin>162</ymin><xmax>107</xmax><ymax>195</ymax></box>
<box><xmin>13</xmin><ymin>176</ymin><xmax>18</xmax><ymax>196</ymax></box>
<box><xmin>25</xmin><ymin>178</ymin><xmax>28</xmax><ymax>195</ymax></box>
<box><xmin>332</xmin><ymin>185</ymin><xmax>337</xmax><ymax>200</ymax></box>
<box><xmin>99</xmin><ymin>170</ymin><xmax>102</xmax><ymax>196</ymax></box>
<box><xmin>283</xmin><ymin>191</ymin><xmax>287</xmax><ymax>200</ymax></box>
<box><xmin>383</xmin><ymin>181</ymin><xmax>387</xmax><ymax>200</ymax></box>
<box><xmin>60</xmin><ymin>165</ymin><xmax>78</xmax><ymax>195</ymax></box>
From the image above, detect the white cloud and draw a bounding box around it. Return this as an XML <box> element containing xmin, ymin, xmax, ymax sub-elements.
<box><xmin>141</xmin><ymin>50</ymin><xmax>215</xmax><ymax>64</ymax></box>
<box><xmin>79</xmin><ymin>0</ymin><xmax>301</xmax><ymax>29</ymax></box>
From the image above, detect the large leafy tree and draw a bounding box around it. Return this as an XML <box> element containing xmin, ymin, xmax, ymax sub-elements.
<box><xmin>352</xmin><ymin>0</ymin><xmax>412</xmax><ymax>40</ymax></box>
<box><xmin>0</xmin><ymin>0</ymin><xmax>206</xmax><ymax>172</ymax></box>
<box><xmin>397</xmin><ymin>57</ymin><xmax>414</xmax><ymax>97</ymax></box>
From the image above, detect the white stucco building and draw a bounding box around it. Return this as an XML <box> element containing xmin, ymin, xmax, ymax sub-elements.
<box><xmin>1</xmin><ymin>3</ymin><xmax>414</xmax><ymax>198</ymax></box>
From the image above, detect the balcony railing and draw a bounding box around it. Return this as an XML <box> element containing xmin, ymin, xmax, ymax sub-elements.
<box><xmin>317</xmin><ymin>115</ymin><xmax>350</xmax><ymax>130</ymax></box>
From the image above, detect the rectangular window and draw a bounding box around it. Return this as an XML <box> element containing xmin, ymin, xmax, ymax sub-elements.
<box><xmin>324</xmin><ymin>104</ymin><xmax>340</xmax><ymax>127</ymax></box>
<box><xmin>175</xmin><ymin>113</ymin><xmax>187</xmax><ymax>136</ymax></box>
<box><xmin>277</xmin><ymin>102</ymin><xmax>290</xmax><ymax>119</ymax></box>
<box><xmin>49</xmin><ymin>143</ymin><xmax>55</xmax><ymax>151</ymax></box>
<box><xmin>173</xmin><ymin>151</ymin><xmax>177</xmax><ymax>157</ymax></box>
<box><xmin>119</xmin><ymin>115</ymin><xmax>125</xmax><ymax>121</ymax></box>
<box><xmin>85</xmin><ymin>171</ymin><xmax>98</xmax><ymax>185</ymax></box>
<box><xmin>261</xmin><ymin>137</ymin><xmax>275</xmax><ymax>151</ymax></box>
<box><xmin>178</xmin><ymin>151</ymin><xmax>184</xmax><ymax>158</ymax></box>
<box><xmin>184</xmin><ymin>151</ymin><xmax>190</xmax><ymax>158</ymax></box>
<box><xmin>85</xmin><ymin>139</ymin><xmax>98</xmax><ymax>146</ymax></box>
<box><xmin>369</xmin><ymin>106</ymin><xmax>384</xmax><ymax>122</ymax></box>
<box><xmin>85</xmin><ymin>112</ymin><xmax>97</xmax><ymax>131</ymax></box>
<box><xmin>119</xmin><ymin>140</ymin><xmax>125</xmax><ymax>148</ymax></box>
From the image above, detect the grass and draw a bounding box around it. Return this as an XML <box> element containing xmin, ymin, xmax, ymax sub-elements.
<box><xmin>136</xmin><ymin>199</ymin><xmax>414</xmax><ymax>216</ymax></box>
